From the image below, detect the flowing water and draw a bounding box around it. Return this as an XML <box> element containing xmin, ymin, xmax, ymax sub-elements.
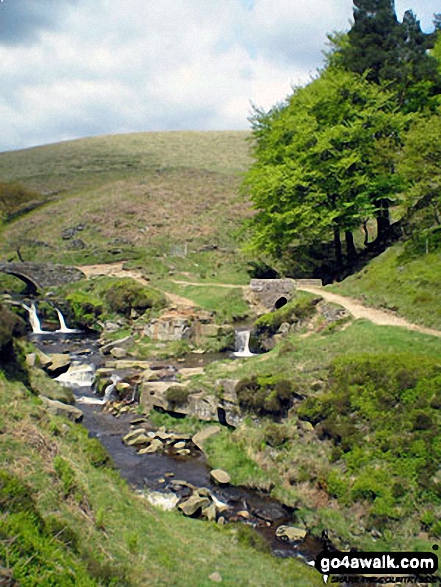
<box><xmin>233</xmin><ymin>328</ymin><xmax>255</xmax><ymax>358</ymax></box>
<box><xmin>24</xmin><ymin>309</ymin><xmax>330</xmax><ymax>570</ymax></box>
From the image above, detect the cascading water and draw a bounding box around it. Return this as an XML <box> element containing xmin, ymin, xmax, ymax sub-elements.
<box><xmin>22</xmin><ymin>302</ymin><xmax>45</xmax><ymax>334</ymax></box>
<box><xmin>233</xmin><ymin>328</ymin><xmax>254</xmax><ymax>358</ymax></box>
<box><xmin>21</xmin><ymin>302</ymin><xmax>80</xmax><ymax>334</ymax></box>
<box><xmin>76</xmin><ymin>373</ymin><xmax>121</xmax><ymax>405</ymax></box>
<box><xmin>55</xmin><ymin>308</ymin><xmax>80</xmax><ymax>333</ymax></box>
<box><xmin>55</xmin><ymin>361</ymin><xmax>95</xmax><ymax>388</ymax></box>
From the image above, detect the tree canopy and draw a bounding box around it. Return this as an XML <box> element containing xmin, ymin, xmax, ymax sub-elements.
<box><xmin>244</xmin><ymin>69</ymin><xmax>407</xmax><ymax>270</ymax></box>
<box><xmin>242</xmin><ymin>0</ymin><xmax>441</xmax><ymax>279</ymax></box>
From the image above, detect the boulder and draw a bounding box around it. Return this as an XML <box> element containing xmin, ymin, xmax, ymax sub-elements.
<box><xmin>146</xmin><ymin>491</ymin><xmax>179</xmax><ymax>511</ymax></box>
<box><xmin>216</xmin><ymin>379</ymin><xmax>240</xmax><ymax>402</ymax></box>
<box><xmin>100</xmin><ymin>335</ymin><xmax>135</xmax><ymax>355</ymax></box>
<box><xmin>40</xmin><ymin>396</ymin><xmax>83</xmax><ymax>422</ymax></box>
<box><xmin>144</xmin><ymin>312</ymin><xmax>192</xmax><ymax>342</ymax></box>
<box><xmin>208</xmin><ymin>572</ymin><xmax>223</xmax><ymax>583</ymax></box>
<box><xmin>178</xmin><ymin>494</ymin><xmax>211</xmax><ymax>516</ymax></box>
<box><xmin>126</xmin><ymin>434</ymin><xmax>151</xmax><ymax>447</ymax></box>
<box><xmin>46</xmin><ymin>353</ymin><xmax>71</xmax><ymax>373</ymax></box>
<box><xmin>35</xmin><ymin>349</ymin><xmax>53</xmax><ymax>368</ymax></box>
<box><xmin>275</xmin><ymin>525</ymin><xmax>307</xmax><ymax>542</ymax></box>
<box><xmin>110</xmin><ymin>347</ymin><xmax>127</xmax><ymax>359</ymax></box>
<box><xmin>192</xmin><ymin>426</ymin><xmax>221</xmax><ymax>451</ymax></box>
<box><xmin>210</xmin><ymin>469</ymin><xmax>231</xmax><ymax>485</ymax></box>
<box><xmin>123</xmin><ymin>428</ymin><xmax>149</xmax><ymax>445</ymax></box>
<box><xmin>202</xmin><ymin>503</ymin><xmax>217</xmax><ymax>521</ymax></box>
<box><xmin>138</xmin><ymin>439</ymin><xmax>163</xmax><ymax>454</ymax></box>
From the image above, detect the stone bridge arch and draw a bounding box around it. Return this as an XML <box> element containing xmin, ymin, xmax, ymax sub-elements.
<box><xmin>249</xmin><ymin>278</ymin><xmax>323</xmax><ymax>310</ymax></box>
<box><xmin>0</xmin><ymin>262</ymin><xmax>85</xmax><ymax>293</ymax></box>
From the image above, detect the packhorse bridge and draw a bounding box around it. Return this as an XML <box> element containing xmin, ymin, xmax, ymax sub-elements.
<box><xmin>0</xmin><ymin>262</ymin><xmax>85</xmax><ymax>293</ymax></box>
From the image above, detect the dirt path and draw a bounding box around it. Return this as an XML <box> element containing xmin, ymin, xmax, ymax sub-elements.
<box><xmin>77</xmin><ymin>264</ymin><xmax>441</xmax><ymax>337</ymax></box>
<box><xmin>296</xmin><ymin>285</ymin><xmax>441</xmax><ymax>338</ymax></box>
<box><xmin>172</xmin><ymin>280</ymin><xmax>246</xmax><ymax>289</ymax></box>
<box><xmin>77</xmin><ymin>262</ymin><xmax>197</xmax><ymax>308</ymax></box>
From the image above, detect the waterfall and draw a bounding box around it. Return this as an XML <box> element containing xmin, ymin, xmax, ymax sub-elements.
<box><xmin>76</xmin><ymin>373</ymin><xmax>121</xmax><ymax>405</ymax></box>
<box><xmin>55</xmin><ymin>308</ymin><xmax>80</xmax><ymax>333</ymax></box>
<box><xmin>55</xmin><ymin>361</ymin><xmax>95</xmax><ymax>388</ymax></box>
<box><xmin>22</xmin><ymin>302</ymin><xmax>45</xmax><ymax>334</ymax></box>
<box><xmin>233</xmin><ymin>329</ymin><xmax>254</xmax><ymax>358</ymax></box>
<box><xmin>103</xmin><ymin>374</ymin><xmax>121</xmax><ymax>402</ymax></box>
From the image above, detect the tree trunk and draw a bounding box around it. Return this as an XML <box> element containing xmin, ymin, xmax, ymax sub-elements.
<box><xmin>375</xmin><ymin>199</ymin><xmax>391</xmax><ymax>245</ymax></box>
<box><xmin>362</xmin><ymin>220</ymin><xmax>369</xmax><ymax>247</ymax></box>
<box><xmin>334</xmin><ymin>226</ymin><xmax>343</xmax><ymax>268</ymax></box>
<box><xmin>345</xmin><ymin>231</ymin><xmax>357</xmax><ymax>261</ymax></box>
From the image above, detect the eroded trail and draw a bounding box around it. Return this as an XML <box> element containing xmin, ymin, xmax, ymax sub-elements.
<box><xmin>297</xmin><ymin>285</ymin><xmax>441</xmax><ymax>338</ymax></box>
<box><xmin>77</xmin><ymin>262</ymin><xmax>197</xmax><ymax>308</ymax></box>
<box><xmin>77</xmin><ymin>263</ymin><xmax>441</xmax><ymax>337</ymax></box>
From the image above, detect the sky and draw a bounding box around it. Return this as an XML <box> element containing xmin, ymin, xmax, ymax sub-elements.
<box><xmin>0</xmin><ymin>0</ymin><xmax>439</xmax><ymax>152</ymax></box>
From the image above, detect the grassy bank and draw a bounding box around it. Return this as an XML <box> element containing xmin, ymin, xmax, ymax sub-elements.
<box><xmin>328</xmin><ymin>245</ymin><xmax>441</xmax><ymax>329</ymax></box>
<box><xmin>0</xmin><ymin>369</ymin><xmax>322</xmax><ymax>586</ymax></box>
<box><xmin>0</xmin><ymin>131</ymin><xmax>252</xmax><ymax>274</ymax></box>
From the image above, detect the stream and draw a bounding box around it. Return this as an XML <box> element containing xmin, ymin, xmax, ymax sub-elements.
<box><xmin>31</xmin><ymin>328</ymin><xmax>328</xmax><ymax>564</ymax></box>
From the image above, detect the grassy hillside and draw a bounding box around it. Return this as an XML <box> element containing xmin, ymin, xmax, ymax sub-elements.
<box><xmin>0</xmin><ymin>366</ymin><xmax>321</xmax><ymax>587</ymax></box>
<box><xmin>328</xmin><ymin>244</ymin><xmax>441</xmax><ymax>330</ymax></box>
<box><xmin>0</xmin><ymin>131</ymin><xmax>252</xmax><ymax>275</ymax></box>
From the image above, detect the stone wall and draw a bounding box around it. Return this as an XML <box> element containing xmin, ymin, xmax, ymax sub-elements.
<box><xmin>249</xmin><ymin>278</ymin><xmax>322</xmax><ymax>310</ymax></box>
<box><xmin>0</xmin><ymin>262</ymin><xmax>85</xmax><ymax>292</ymax></box>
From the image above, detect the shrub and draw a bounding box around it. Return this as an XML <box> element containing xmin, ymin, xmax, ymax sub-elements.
<box><xmin>254</xmin><ymin>295</ymin><xmax>319</xmax><ymax>336</ymax></box>
<box><xmin>104</xmin><ymin>279</ymin><xmax>165</xmax><ymax>317</ymax></box>
<box><xmin>164</xmin><ymin>386</ymin><xmax>190</xmax><ymax>406</ymax></box>
<box><xmin>53</xmin><ymin>456</ymin><xmax>77</xmax><ymax>497</ymax></box>
<box><xmin>263</xmin><ymin>423</ymin><xmax>289</xmax><ymax>448</ymax></box>
<box><xmin>236</xmin><ymin>375</ymin><xmax>298</xmax><ymax>418</ymax></box>
<box><xmin>0</xmin><ymin>470</ymin><xmax>43</xmax><ymax>528</ymax></box>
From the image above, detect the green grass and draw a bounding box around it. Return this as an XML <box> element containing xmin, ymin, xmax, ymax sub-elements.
<box><xmin>328</xmin><ymin>245</ymin><xmax>441</xmax><ymax>329</ymax></box>
<box><xmin>0</xmin><ymin>370</ymin><xmax>322</xmax><ymax>587</ymax></box>
<box><xmin>204</xmin><ymin>319</ymin><xmax>441</xmax><ymax>385</ymax></box>
<box><xmin>158</xmin><ymin>280</ymin><xmax>250</xmax><ymax>323</ymax></box>
<box><xmin>0</xmin><ymin>132</ymin><xmax>253</xmax><ymax>280</ymax></box>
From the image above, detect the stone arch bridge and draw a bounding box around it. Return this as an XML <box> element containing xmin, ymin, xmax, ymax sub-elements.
<box><xmin>0</xmin><ymin>262</ymin><xmax>85</xmax><ymax>294</ymax></box>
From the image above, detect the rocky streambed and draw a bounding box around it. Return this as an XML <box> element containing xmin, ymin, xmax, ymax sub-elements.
<box><xmin>30</xmin><ymin>330</ymin><xmax>327</xmax><ymax>566</ymax></box>
<box><xmin>75</xmin><ymin>382</ymin><xmax>322</xmax><ymax>561</ymax></box>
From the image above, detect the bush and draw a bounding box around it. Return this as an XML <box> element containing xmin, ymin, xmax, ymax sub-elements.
<box><xmin>164</xmin><ymin>386</ymin><xmax>190</xmax><ymax>406</ymax></box>
<box><xmin>0</xmin><ymin>182</ymin><xmax>41</xmax><ymax>221</ymax></box>
<box><xmin>66</xmin><ymin>291</ymin><xmax>104</xmax><ymax>328</ymax></box>
<box><xmin>104</xmin><ymin>279</ymin><xmax>165</xmax><ymax>317</ymax></box>
<box><xmin>254</xmin><ymin>296</ymin><xmax>319</xmax><ymax>336</ymax></box>
<box><xmin>53</xmin><ymin>456</ymin><xmax>77</xmax><ymax>497</ymax></box>
<box><xmin>263</xmin><ymin>423</ymin><xmax>289</xmax><ymax>448</ymax></box>
<box><xmin>0</xmin><ymin>470</ymin><xmax>43</xmax><ymax>527</ymax></box>
<box><xmin>236</xmin><ymin>375</ymin><xmax>299</xmax><ymax>418</ymax></box>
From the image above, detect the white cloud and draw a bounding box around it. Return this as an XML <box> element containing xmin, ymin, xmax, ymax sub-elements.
<box><xmin>0</xmin><ymin>0</ymin><xmax>439</xmax><ymax>152</ymax></box>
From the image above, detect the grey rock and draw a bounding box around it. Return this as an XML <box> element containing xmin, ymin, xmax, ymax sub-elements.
<box><xmin>138</xmin><ymin>439</ymin><xmax>163</xmax><ymax>454</ymax></box>
<box><xmin>192</xmin><ymin>426</ymin><xmax>221</xmax><ymax>451</ymax></box>
<box><xmin>100</xmin><ymin>336</ymin><xmax>135</xmax><ymax>355</ymax></box>
<box><xmin>110</xmin><ymin>347</ymin><xmax>127</xmax><ymax>359</ymax></box>
<box><xmin>275</xmin><ymin>525</ymin><xmax>307</xmax><ymax>542</ymax></box>
<box><xmin>123</xmin><ymin>428</ymin><xmax>149</xmax><ymax>445</ymax></box>
<box><xmin>40</xmin><ymin>396</ymin><xmax>83</xmax><ymax>422</ymax></box>
<box><xmin>210</xmin><ymin>469</ymin><xmax>231</xmax><ymax>485</ymax></box>
<box><xmin>178</xmin><ymin>494</ymin><xmax>211</xmax><ymax>516</ymax></box>
<box><xmin>46</xmin><ymin>353</ymin><xmax>71</xmax><ymax>372</ymax></box>
<box><xmin>202</xmin><ymin>503</ymin><xmax>217</xmax><ymax>522</ymax></box>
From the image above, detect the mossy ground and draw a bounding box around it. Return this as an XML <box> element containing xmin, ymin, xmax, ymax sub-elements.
<box><xmin>329</xmin><ymin>244</ymin><xmax>441</xmax><ymax>329</ymax></box>
<box><xmin>0</xmin><ymin>370</ymin><xmax>322</xmax><ymax>587</ymax></box>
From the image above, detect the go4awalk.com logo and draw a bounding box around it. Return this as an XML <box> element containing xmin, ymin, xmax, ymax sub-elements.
<box><xmin>309</xmin><ymin>550</ymin><xmax>439</xmax><ymax>584</ymax></box>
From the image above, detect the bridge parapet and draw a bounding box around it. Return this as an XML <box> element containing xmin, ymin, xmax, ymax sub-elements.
<box><xmin>0</xmin><ymin>262</ymin><xmax>85</xmax><ymax>293</ymax></box>
<box><xmin>249</xmin><ymin>278</ymin><xmax>322</xmax><ymax>310</ymax></box>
